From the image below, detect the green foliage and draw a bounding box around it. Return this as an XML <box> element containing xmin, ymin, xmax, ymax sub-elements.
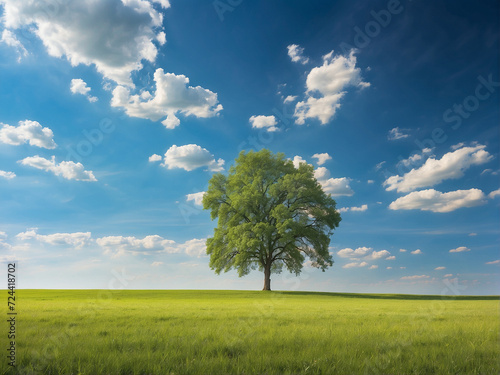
<box><xmin>5</xmin><ymin>290</ymin><xmax>499</xmax><ymax>375</ymax></box>
<box><xmin>203</xmin><ymin>149</ymin><xmax>341</xmax><ymax>288</ymax></box>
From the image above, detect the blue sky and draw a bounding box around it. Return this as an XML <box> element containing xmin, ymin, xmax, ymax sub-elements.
<box><xmin>0</xmin><ymin>0</ymin><xmax>498</xmax><ymax>294</ymax></box>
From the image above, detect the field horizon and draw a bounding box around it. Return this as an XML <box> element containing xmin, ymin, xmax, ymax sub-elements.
<box><xmin>6</xmin><ymin>288</ymin><xmax>500</xmax><ymax>299</ymax></box>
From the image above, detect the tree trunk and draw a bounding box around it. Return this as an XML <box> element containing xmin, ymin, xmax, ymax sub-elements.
<box><xmin>263</xmin><ymin>263</ymin><xmax>271</xmax><ymax>291</ymax></box>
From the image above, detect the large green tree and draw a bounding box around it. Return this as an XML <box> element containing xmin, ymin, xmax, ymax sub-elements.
<box><xmin>203</xmin><ymin>149</ymin><xmax>341</xmax><ymax>290</ymax></box>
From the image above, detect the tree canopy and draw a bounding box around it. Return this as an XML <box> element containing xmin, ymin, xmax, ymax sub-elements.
<box><xmin>203</xmin><ymin>149</ymin><xmax>341</xmax><ymax>290</ymax></box>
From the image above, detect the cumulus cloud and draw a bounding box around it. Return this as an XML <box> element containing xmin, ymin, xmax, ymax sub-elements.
<box><xmin>397</xmin><ymin>148</ymin><xmax>434</xmax><ymax>169</ymax></box>
<box><xmin>1</xmin><ymin>29</ymin><xmax>28</xmax><ymax>61</ymax></box>
<box><xmin>485</xmin><ymin>260</ymin><xmax>500</xmax><ymax>265</ymax></box>
<box><xmin>312</xmin><ymin>153</ymin><xmax>332</xmax><ymax>165</ymax></box>
<box><xmin>159</xmin><ymin>144</ymin><xmax>224</xmax><ymax>172</ymax></box>
<box><xmin>294</xmin><ymin>50</ymin><xmax>369</xmax><ymax>125</ymax></box>
<box><xmin>435</xmin><ymin>266</ymin><xmax>446</xmax><ymax>270</ymax></box>
<box><xmin>149</xmin><ymin>154</ymin><xmax>162</xmax><ymax>162</ymax></box>
<box><xmin>368</xmin><ymin>250</ymin><xmax>391</xmax><ymax>260</ymax></box>
<box><xmin>292</xmin><ymin>156</ymin><xmax>354</xmax><ymax>196</ymax></box>
<box><xmin>70</xmin><ymin>79</ymin><xmax>98</xmax><ymax>102</ymax></box>
<box><xmin>96</xmin><ymin>235</ymin><xmax>206</xmax><ymax>257</ymax></box>
<box><xmin>342</xmin><ymin>261</ymin><xmax>368</xmax><ymax>269</ymax></box>
<box><xmin>411</xmin><ymin>249</ymin><xmax>422</xmax><ymax>255</ymax></box>
<box><xmin>339</xmin><ymin>204</ymin><xmax>367</xmax><ymax>213</ymax></box>
<box><xmin>386</xmin><ymin>256</ymin><xmax>396</xmax><ymax>260</ymax></box>
<box><xmin>0</xmin><ymin>120</ymin><xmax>56</xmax><ymax>149</ymax></box>
<box><xmin>337</xmin><ymin>247</ymin><xmax>372</xmax><ymax>258</ymax></box>
<box><xmin>400</xmin><ymin>275</ymin><xmax>429</xmax><ymax>280</ymax></box>
<box><xmin>111</xmin><ymin>69</ymin><xmax>222</xmax><ymax>128</ymax></box>
<box><xmin>444</xmin><ymin>273</ymin><xmax>453</xmax><ymax>277</ymax></box>
<box><xmin>186</xmin><ymin>191</ymin><xmax>205</xmax><ymax>206</ymax></box>
<box><xmin>369</xmin><ymin>265</ymin><xmax>378</xmax><ymax>269</ymax></box>
<box><xmin>2</xmin><ymin>0</ymin><xmax>170</xmax><ymax>86</ymax></box>
<box><xmin>292</xmin><ymin>155</ymin><xmax>308</xmax><ymax>169</ymax></box>
<box><xmin>489</xmin><ymin>189</ymin><xmax>500</xmax><ymax>199</ymax></box>
<box><xmin>16</xmin><ymin>229</ymin><xmax>91</xmax><ymax>249</ymax></box>
<box><xmin>449</xmin><ymin>246</ymin><xmax>470</xmax><ymax>253</ymax></box>
<box><xmin>19</xmin><ymin>155</ymin><xmax>97</xmax><ymax>181</ymax></box>
<box><xmin>287</xmin><ymin>44</ymin><xmax>309</xmax><ymax>64</ymax></box>
<box><xmin>249</xmin><ymin>115</ymin><xmax>278</xmax><ymax>132</ymax></box>
<box><xmin>389</xmin><ymin>189</ymin><xmax>486</xmax><ymax>213</ymax></box>
<box><xmin>284</xmin><ymin>95</ymin><xmax>297</xmax><ymax>103</ymax></box>
<box><xmin>399</xmin><ymin>249</ymin><xmax>407</xmax><ymax>252</ymax></box>
<box><xmin>0</xmin><ymin>171</ymin><xmax>16</xmax><ymax>179</ymax></box>
<box><xmin>384</xmin><ymin>145</ymin><xmax>492</xmax><ymax>192</ymax></box>
<box><xmin>317</xmin><ymin>176</ymin><xmax>354</xmax><ymax>197</ymax></box>
<box><xmin>388</xmin><ymin>127</ymin><xmax>409</xmax><ymax>140</ymax></box>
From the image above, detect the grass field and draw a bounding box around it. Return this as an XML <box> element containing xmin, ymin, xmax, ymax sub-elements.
<box><xmin>2</xmin><ymin>290</ymin><xmax>499</xmax><ymax>375</ymax></box>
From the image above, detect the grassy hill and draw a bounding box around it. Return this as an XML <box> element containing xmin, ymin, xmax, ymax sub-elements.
<box><xmin>3</xmin><ymin>290</ymin><xmax>499</xmax><ymax>374</ymax></box>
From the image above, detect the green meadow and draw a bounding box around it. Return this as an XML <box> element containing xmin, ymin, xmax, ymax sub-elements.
<box><xmin>2</xmin><ymin>290</ymin><xmax>499</xmax><ymax>375</ymax></box>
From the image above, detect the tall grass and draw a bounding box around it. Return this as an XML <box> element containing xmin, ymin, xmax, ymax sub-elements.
<box><xmin>2</xmin><ymin>290</ymin><xmax>498</xmax><ymax>374</ymax></box>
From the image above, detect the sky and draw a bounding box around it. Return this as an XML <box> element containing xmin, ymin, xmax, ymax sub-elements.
<box><xmin>0</xmin><ymin>0</ymin><xmax>498</xmax><ymax>295</ymax></box>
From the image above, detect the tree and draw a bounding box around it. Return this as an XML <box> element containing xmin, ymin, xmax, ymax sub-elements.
<box><xmin>203</xmin><ymin>149</ymin><xmax>341</xmax><ymax>291</ymax></box>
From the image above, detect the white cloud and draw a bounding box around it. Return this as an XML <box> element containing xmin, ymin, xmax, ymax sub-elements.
<box><xmin>411</xmin><ymin>249</ymin><xmax>422</xmax><ymax>255</ymax></box>
<box><xmin>287</xmin><ymin>44</ymin><xmax>309</xmax><ymax>64</ymax></box>
<box><xmin>2</xmin><ymin>0</ymin><xmax>169</xmax><ymax>86</ymax></box>
<box><xmin>388</xmin><ymin>127</ymin><xmax>409</xmax><ymax>140</ymax></box>
<box><xmin>384</xmin><ymin>145</ymin><xmax>492</xmax><ymax>192</ymax></box>
<box><xmin>369</xmin><ymin>265</ymin><xmax>378</xmax><ymax>269</ymax></box>
<box><xmin>399</xmin><ymin>249</ymin><xmax>407</xmax><ymax>252</ymax></box>
<box><xmin>435</xmin><ymin>266</ymin><xmax>446</xmax><ymax>270</ymax></box>
<box><xmin>386</xmin><ymin>267</ymin><xmax>392</xmax><ymax>270</ymax></box>
<box><xmin>186</xmin><ymin>191</ymin><xmax>205</xmax><ymax>206</ymax></box>
<box><xmin>19</xmin><ymin>155</ymin><xmax>97</xmax><ymax>181</ymax></box>
<box><xmin>485</xmin><ymin>260</ymin><xmax>500</xmax><ymax>265</ymax></box>
<box><xmin>0</xmin><ymin>171</ymin><xmax>16</xmax><ymax>179</ymax></box>
<box><xmin>397</xmin><ymin>148</ymin><xmax>434</xmax><ymax>169</ymax></box>
<box><xmin>342</xmin><ymin>261</ymin><xmax>368</xmax><ymax>269</ymax></box>
<box><xmin>17</xmin><ymin>229</ymin><xmax>91</xmax><ymax>249</ymax></box>
<box><xmin>149</xmin><ymin>154</ymin><xmax>162</xmax><ymax>162</ymax></box>
<box><xmin>400</xmin><ymin>267</ymin><xmax>406</xmax><ymax>269</ymax></box>
<box><xmin>356</xmin><ymin>205</ymin><xmax>370</xmax><ymax>215</ymax></box>
<box><xmin>294</xmin><ymin>50</ymin><xmax>368</xmax><ymax>125</ymax></box>
<box><xmin>1</xmin><ymin>29</ymin><xmax>28</xmax><ymax>61</ymax></box>
<box><xmin>292</xmin><ymin>156</ymin><xmax>353</xmax><ymax>196</ymax></box>
<box><xmin>339</xmin><ymin>204</ymin><xmax>368</xmax><ymax>213</ymax></box>
<box><xmin>179</xmin><ymin>238</ymin><xmax>206</xmax><ymax>257</ymax></box>
<box><xmin>321</xmin><ymin>177</ymin><xmax>354</xmax><ymax>196</ymax></box>
<box><xmin>111</xmin><ymin>68</ymin><xmax>222</xmax><ymax>128</ymax></box>
<box><xmin>292</xmin><ymin>155</ymin><xmax>309</xmax><ymax>169</ymax></box>
<box><xmin>96</xmin><ymin>235</ymin><xmax>206</xmax><ymax>257</ymax></box>
<box><xmin>337</xmin><ymin>247</ymin><xmax>372</xmax><ymax>258</ymax></box>
<box><xmin>367</xmin><ymin>180</ymin><xmax>374</xmax><ymax>184</ymax></box>
<box><xmin>156</xmin><ymin>31</ymin><xmax>166</xmax><ymax>45</ymax></box>
<box><xmin>160</xmin><ymin>144</ymin><xmax>224</xmax><ymax>172</ymax></box>
<box><xmin>369</xmin><ymin>250</ymin><xmax>391</xmax><ymax>260</ymax></box>
<box><xmin>449</xmin><ymin>246</ymin><xmax>470</xmax><ymax>253</ymax></box>
<box><xmin>284</xmin><ymin>95</ymin><xmax>297</xmax><ymax>103</ymax></box>
<box><xmin>444</xmin><ymin>273</ymin><xmax>453</xmax><ymax>277</ymax></box>
<box><xmin>389</xmin><ymin>189</ymin><xmax>486</xmax><ymax>213</ymax></box>
<box><xmin>400</xmin><ymin>275</ymin><xmax>429</xmax><ymax>280</ymax></box>
<box><xmin>249</xmin><ymin>115</ymin><xmax>278</xmax><ymax>132</ymax></box>
<box><xmin>70</xmin><ymin>79</ymin><xmax>98</xmax><ymax>102</ymax></box>
<box><xmin>312</xmin><ymin>153</ymin><xmax>332</xmax><ymax>165</ymax></box>
<box><xmin>488</xmin><ymin>189</ymin><xmax>500</xmax><ymax>199</ymax></box>
<box><xmin>151</xmin><ymin>261</ymin><xmax>163</xmax><ymax>266</ymax></box>
<box><xmin>469</xmin><ymin>233</ymin><xmax>477</xmax><ymax>236</ymax></box>
<box><xmin>0</xmin><ymin>120</ymin><xmax>56</xmax><ymax>149</ymax></box>
<box><xmin>386</xmin><ymin>256</ymin><xmax>396</xmax><ymax>260</ymax></box>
